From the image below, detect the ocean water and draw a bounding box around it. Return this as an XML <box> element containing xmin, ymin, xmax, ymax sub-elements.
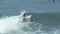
<box><xmin>0</xmin><ymin>11</ymin><xmax>60</xmax><ymax>34</ymax></box>
<box><xmin>0</xmin><ymin>0</ymin><xmax>60</xmax><ymax>34</ymax></box>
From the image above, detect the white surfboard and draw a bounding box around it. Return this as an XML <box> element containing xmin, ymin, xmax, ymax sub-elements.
<box><xmin>24</xmin><ymin>15</ymin><xmax>32</xmax><ymax>19</ymax></box>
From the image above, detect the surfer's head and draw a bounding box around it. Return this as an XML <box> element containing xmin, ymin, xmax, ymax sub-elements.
<box><xmin>23</xmin><ymin>13</ymin><xmax>27</xmax><ymax>17</ymax></box>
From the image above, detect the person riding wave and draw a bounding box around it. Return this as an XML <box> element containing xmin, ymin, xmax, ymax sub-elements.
<box><xmin>23</xmin><ymin>13</ymin><xmax>32</xmax><ymax>21</ymax></box>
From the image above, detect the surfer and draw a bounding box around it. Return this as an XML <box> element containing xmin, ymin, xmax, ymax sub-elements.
<box><xmin>23</xmin><ymin>13</ymin><xmax>32</xmax><ymax>21</ymax></box>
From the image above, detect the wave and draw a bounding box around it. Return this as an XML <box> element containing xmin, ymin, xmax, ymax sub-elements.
<box><xmin>0</xmin><ymin>10</ymin><xmax>60</xmax><ymax>34</ymax></box>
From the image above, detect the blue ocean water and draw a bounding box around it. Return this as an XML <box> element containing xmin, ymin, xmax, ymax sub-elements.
<box><xmin>0</xmin><ymin>0</ymin><xmax>60</xmax><ymax>34</ymax></box>
<box><xmin>0</xmin><ymin>11</ymin><xmax>60</xmax><ymax>34</ymax></box>
<box><xmin>0</xmin><ymin>0</ymin><xmax>60</xmax><ymax>15</ymax></box>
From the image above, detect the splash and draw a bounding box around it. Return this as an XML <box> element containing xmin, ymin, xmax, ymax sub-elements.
<box><xmin>0</xmin><ymin>11</ymin><xmax>26</xmax><ymax>33</ymax></box>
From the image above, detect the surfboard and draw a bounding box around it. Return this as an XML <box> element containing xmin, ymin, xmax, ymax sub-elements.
<box><xmin>24</xmin><ymin>15</ymin><xmax>32</xmax><ymax>19</ymax></box>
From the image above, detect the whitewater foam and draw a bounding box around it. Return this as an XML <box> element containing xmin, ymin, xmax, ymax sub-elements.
<box><xmin>0</xmin><ymin>11</ymin><xmax>26</xmax><ymax>33</ymax></box>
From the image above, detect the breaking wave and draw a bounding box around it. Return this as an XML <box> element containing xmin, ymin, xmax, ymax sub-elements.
<box><xmin>0</xmin><ymin>11</ymin><xmax>60</xmax><ymax>34</ymax></box>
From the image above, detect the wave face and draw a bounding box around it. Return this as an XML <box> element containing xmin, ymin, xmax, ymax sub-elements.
<box><xmin>0</xmin><ymin>11</ymin><xmax>60</xmax><ymax>34</ymax></box>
